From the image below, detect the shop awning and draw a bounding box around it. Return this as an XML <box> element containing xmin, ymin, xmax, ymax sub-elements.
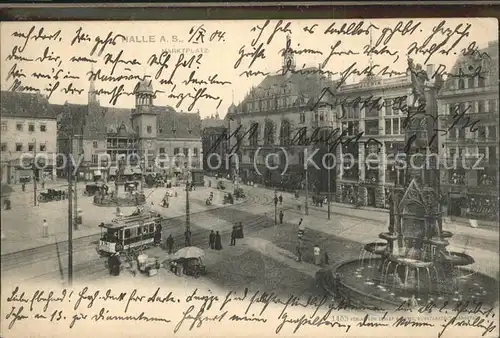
<box><xmin>94</xmin><ymin>170</ymin><xmax>102</xmax><ymax>176</ymax></box>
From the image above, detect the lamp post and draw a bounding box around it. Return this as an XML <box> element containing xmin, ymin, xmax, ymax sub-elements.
<box><xmin>73</xmin><ymin>137</ymin><xmax>83</xmax><ymax>230</ymax></box>
<box><xmin>185</xmin><ymin>166</ymin><xmax>191</xmax><ymax>233</ymax></box>
<box><xmin>115</xmin><ymin>157</ymin><xmax>122</xmax><ymax>215</ymax></box>
<box><xmin>140</xmin><ymin>159</ymin><xmax>145</xmax><ymax>193</ymax></box>
<box><xmin>32</xmin><ymin>138</ymin><xmax>37</xmax><ymax>207</ymax></box>
<box><xmin>274</xmin><ymin>190</ymin><xmax>278</xmax><ymax>225</ymax></box>
<box><xmin>304</xmin><ymin>150</ymin><xmax>309</xmax><ymax>216</ymax></box>
<box><xmin>67</xmin><ymin>135</ymin><xmax>74</xmax><ymax>286</ymax></box>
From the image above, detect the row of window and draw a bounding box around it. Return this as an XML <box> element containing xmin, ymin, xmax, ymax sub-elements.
<box><xmin>448</xmin><ymin>125</ymin><xmax>497</xmax><ymax>139</ymax></box>
<box><xmin>173</xmin><ymin>148</ymin><xmax>199</xmax><ymax>156</ymax></box>
<box><xmin>1</xmin><ymin>121</ymin><xmax>47</xmax><ymax>132</ymax></box>
<box><xmin>1</xmin><ymin>143</ymin><xmax>47</xmax><ymax>152</ymax></box>
<box><xmin>246</xmin><ymin>96</ymin><xmax>294</xmax><ymax>113</ymax></box>
<box><xmin>447</xmin><ymin>99</ymin><xmax>497</xmax><ymax>115</ymax></box>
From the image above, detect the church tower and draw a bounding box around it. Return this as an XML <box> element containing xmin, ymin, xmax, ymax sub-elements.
<box><xmin>88</xmin><ymin>66</ymin><xmax>98</xmax><ymax>105</ymax></box>
<box><xmin>282</xmin><ymin>34</ymin><xmax>296</xmax><ymax>74</ymax></box>
<box><xmin>131</xmin><ymin>79</ymin><xmax>157</xmax><ymax>169</ymax></box>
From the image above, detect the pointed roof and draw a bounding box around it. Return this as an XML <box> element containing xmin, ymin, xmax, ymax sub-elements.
<box><xmin>399</xmin><ymin>178</ymin><xmax>428</xmax><ymax>214</ymax></box>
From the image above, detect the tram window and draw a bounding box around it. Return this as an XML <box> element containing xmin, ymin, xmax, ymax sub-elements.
<box><xmin>149</xmin><ymin>224</ymin><xmax>155</xmax><ymax>232</ymax></box>
<box><xmin>124</xmin><ymin>229</ymin><xmax>131</xmax><ymax>238</ymax></box>
<box><xmin>142</xmin><ymin>226</ymin><xmax>148</xmax><ymax>234</ymax></box>
<box><xmin>137</xmin><ymin>227</ymin><xmax>143</xmax><ymax>236</ymax></box>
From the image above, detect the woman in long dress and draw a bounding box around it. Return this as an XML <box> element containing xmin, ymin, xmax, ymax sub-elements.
<box><xmin>214</xmin><ymin>231</ymin><xmax>223</xmax><ymax>250</ymax></box>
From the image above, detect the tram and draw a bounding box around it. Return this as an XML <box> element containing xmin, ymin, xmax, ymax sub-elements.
<box><xmin>97</xmin><ymin>211</ymin><xmax>163</xmax><ymax>256</ymax></box>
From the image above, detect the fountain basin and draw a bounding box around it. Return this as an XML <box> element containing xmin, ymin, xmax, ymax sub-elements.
<box><xmin>317</xmin><ymin>257</ymin><xmax>499</xmax><ymax>310</ymax></box>
<box><xmin>425</xmin><ymin>238</ymin><xmax>449</xmax><ymax>246</ymax></box>
<box><xmin>389</xmin><ymin>256</ymin><xmax>434</xmax><ymax>269</ymax></box>
<box><xmin>364</xmin><ymin>242</ymin><xmax>387</xmax><ymax>255</ymax></box>
<box><xmin>379</xmin><ymin>232</ymin><xmax>398</xmax><ymax>241</ymax></box>
<box><xmin>441</xmin><ymin>230</ymin><xmax>453</xmax><ymax>238</ymax></box>
<box><xmin>442</xmin><ymin>251</ymin><xmax>475</xmax><ymax>266</ymax></box>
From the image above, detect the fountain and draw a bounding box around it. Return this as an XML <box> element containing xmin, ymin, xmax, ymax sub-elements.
<box><xmin>317</xmin><ymin>60</ymin><xmax>499</xmax><ymax>309</ymax></box>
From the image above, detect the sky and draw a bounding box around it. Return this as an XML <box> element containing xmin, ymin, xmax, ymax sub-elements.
<box><xmin>1</xmin><ymin>18</ymin><xmax>497</xmax><ymax>119</ymax></box>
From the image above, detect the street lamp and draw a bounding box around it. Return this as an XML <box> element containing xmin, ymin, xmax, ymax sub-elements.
<box><xmin>140</xmin><ymin>159</ymin><xmax>145</xmax><ymax>193</ymax></box>
<box><xmin>32</xmin><ymin>138</ymin><xmax>37</xmax><ymax>207</ymax></box>
<box><xmin>274</xmin><ymin>190</ymin><xmax>278</xmax><ymax>225</ymax></box>
<box><xmin>185</xmin><ymin>165</ymin><xmax>191</xmax><ymax>233</ymax></box>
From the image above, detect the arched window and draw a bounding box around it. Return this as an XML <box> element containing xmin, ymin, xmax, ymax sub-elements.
<box><xmin>264</xmin><ymin>120</ymin><xmax>275</xmax><ymax>145</ymax></box>
<box><xmin>280</xmin><ymin>120</ymin><xmax>291</xmax><ymax>146</ymax></box>
<box><xmin>249</xmin><ymin>122</ymin><xmax>259</xmax><ymax>146</ymax></box>
<box><xmin>468</xmin><ymin>77</ymin><xmax>474</xmax><ymax>89</ymax></box>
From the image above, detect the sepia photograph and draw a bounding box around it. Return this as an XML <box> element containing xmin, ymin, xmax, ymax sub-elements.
<box><xmin>0</xmin><ymin>6</ymin><xmax>499</xmax><ymax>337</ymax></box>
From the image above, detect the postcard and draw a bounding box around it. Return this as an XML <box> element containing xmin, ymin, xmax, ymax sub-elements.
<box><xmin>1</xmin><ymin>15</ymin><xmax>498</xmax><ymax>337</ymax></box>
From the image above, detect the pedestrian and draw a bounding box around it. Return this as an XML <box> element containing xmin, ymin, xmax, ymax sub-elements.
<box><xmin>166</xmin><ymin>234</ymin><xmax>174</xmax><ymax>254</ymax></box>
<box><xmin>298</xmin><ymin>218</ymin><xmax>305</xmax><ymax>232</ymax></box>
<box><xmin>42</xmin><ymin>219</ymin><xmax>48</xmax><ymax>238</ymax></box>
<box><xmin>279</xmin><ymin>210</ymin><xmax>284</xmax><ymax>224</ymax></box>
<box><xmin>238</xmin><ymin>222</ymin><xmax>244</xmax><ymax>238</ymax></box>
<box><xmin>22</xmin><ymin>183</ymin><xmax>26</xmax><ymax>192</ymax></box>
<box><xmin>296</xmin><ymin>239</ymin><xmax>303</xmax><ymax>262</ymax></box>
<box><xmin>184</xmin><ymin>229</ymin><xmax>192</xmax><ymax>247</ymax></box>
<box><xmin>214</xmin><ymin>231</ymin><xmax>223</xmax><ymax>250</ymax></box>
<box><xmin>209</xmin><ymin>230</ymin><xmax>215</xmax><ymax>249</ymax></box>
<box><xmin>230</xmin><ymin>226</ymin><xmax>237</xmax><ymax>246</ymax></box>
<box><xmin>279</xmin><ymin>194</ymin><xmax>283</xmax><ymax>205</ymax></box>
<box><xmin>314</xmin><ymin>244</ymin><xmax>321</xmax><ymax>265</ymax></box>
<box><xmin>324</xmin><ymin>251</ymin><xmax>330</xmax><ymax>265</ymax></box>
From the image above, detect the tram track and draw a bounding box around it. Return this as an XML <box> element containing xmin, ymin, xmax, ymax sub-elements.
<box><xmin>23</xmin><ymin>206</ymin><xmax>289</xmax><ymax>283</ymax></box>
<box><xmin>1</xmin><ymin>188</ymin><xmax>280</xmax><ymax>282</ymax></box>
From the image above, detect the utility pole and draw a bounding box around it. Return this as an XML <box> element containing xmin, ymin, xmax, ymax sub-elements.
<box><xmin>185</xmin><ymin>168</ymin><xmax>190</xmax><ymax>232</ymax></box>
<box><xmin>115</xmin><ymin>158</ymin><xmax>121</xmax><ymax>214</ymax></box>
<box><xmin>73</xmin><ymin>135</ymin><xmax>81</xmax><ymax>230</ymax></box>
<box><xmin>67</xmin><ymin>135</ymin><xmax>74</xmax><ymax>286</ymax></box>
<box><xmin>274</xmin><ymin>191</ymin><xmax>278</xmax><ymax>225</ymax></box>
<box><xmin>33</xmin><ymin>139</ymin><xmax>37</xmax><ymax>207</ymax></box>
<box><xmin>304</xmin><ymin>157</ymin><xmax>309</xmax><ymax>216</ymax></box>
<box><xmin>327</xmin><ymin>156</ymin><xmax>331</xmax><ymax>220</ymax></box>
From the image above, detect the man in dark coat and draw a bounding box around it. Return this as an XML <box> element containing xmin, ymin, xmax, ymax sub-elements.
<box><xmin>279</xmin><ymin>194</ymin><xmax>283</xmax><ymax>205</ymax></box>
<box><xmin>108</xmin><ymin>253</ymin><xmax>121</xmax><ymax>276</ymax></box>
<box><xmin>279</xmin><ymin>210</ymin><xmax>284</xmax><ymax>224</ymax></box>
<box><xmin>166</xmin><ymin>234</ymin><xmax>174</xmax><ymax>253</ymax></box>
<box><xmin>230</xmin><ymin>226</ymin><xmax>237</xmax><ymax>246</ymax></box>
<box><xmin>209</xmin><ymin>230</ymin><xmax>215</xmax><ymax>249</ymax></box>
<box><xmin>214</xmin><ymin>231</ymin><xmax>223</xmax><ymax>250</ymax></box>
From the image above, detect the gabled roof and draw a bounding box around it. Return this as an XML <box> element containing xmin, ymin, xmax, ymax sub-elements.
<box><xmin>235</xmin><ymin>67</ymin><xmax>336</xmax><ymax>114</ymax></box>
<box><xmin>1</xmin><ymin>91</ymin><xmax>57</xmax><ymax>119</ymax></box>
<box><xmin>399</xmin><ymin>178</ymin><xmax>428</xmax><ymax>215</ymax></box>
<box><xmin>155</xmin><ymin>106</ymin><xmax>201</xmax><ymax>138</ymax></box>
<box><xmin>440</xmin><ymin>40</ymin><xmax>498</xmax><ymax>93</ymax></box>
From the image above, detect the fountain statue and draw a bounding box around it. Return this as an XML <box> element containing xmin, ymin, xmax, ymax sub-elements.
<box><xmin>316</xmin><ymin>60</ymin><xmax>498</xmax><ymax>308</ymax></box>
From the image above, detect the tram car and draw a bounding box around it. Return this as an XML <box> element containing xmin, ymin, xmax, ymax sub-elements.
<box><xmin>97</xmin><ymin>211</ymin><xmax>163</xmax><ymax>256</ymax></box>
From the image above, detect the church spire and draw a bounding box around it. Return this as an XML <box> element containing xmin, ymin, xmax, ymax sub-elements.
<box><xmin>89</xmin><ymin>65</ymin><xmax>97</xmax><ymax>104</ymax></box>
<box><xmin>282</xmin><ymin>34</ymin><xmax>296</xmax><ymax>74</ymax></box>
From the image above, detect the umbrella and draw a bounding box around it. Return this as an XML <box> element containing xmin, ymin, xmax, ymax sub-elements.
<box><xmin>171</xmin><ymin>246</ymin><xmax>205</xmax><ymax>259</ymax></box>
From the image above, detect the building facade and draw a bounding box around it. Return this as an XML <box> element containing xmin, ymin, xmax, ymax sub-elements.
<box><xmin>201</xmin><ymin>113</ymin><xmax>229</xmax><ymax>175</ymax></box>
<box><xmin>226</xmin><ymin>35</ymin><xmax>337</xmax><ymax>191</ymax></box>
<box><xmin>56</xmin><ymin>79</ymin><xmax>202</xmax><ymax>181</ymax></box>
<box><xmin>1</xmin><ymin>91</ymin><xmax>58</xmax><ymax>184</ymax></box>
<box><xmin>437</xmin><ymin>40</ymin><xmax>499</xmax><ymax>221</ymax></box>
